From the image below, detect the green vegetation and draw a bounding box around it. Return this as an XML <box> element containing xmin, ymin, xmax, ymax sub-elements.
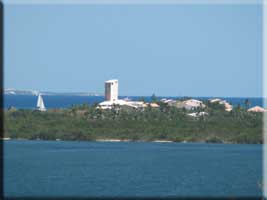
<box><xmin>4</xmin><ymin>101</ymin><xmax>263</xmax><ymax>144</ymax></box>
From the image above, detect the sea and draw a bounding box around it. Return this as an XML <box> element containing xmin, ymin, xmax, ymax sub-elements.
<box><xmin>4</xmin><ymin>140</ymin><xmax>263</xmax><ymax>198</ymax></box>
<box><xmin>3</xmin><ymin>94</ymin><xmax>265</xmax><ymax>109</ymax></box>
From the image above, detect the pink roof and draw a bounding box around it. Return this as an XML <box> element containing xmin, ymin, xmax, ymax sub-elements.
<box><xmin>248</xmin><ymin>106</ymin><xmax>265</xmax><ymax>112</ymax></box>
<box><xmin>150</xmin><ymin>103</ymin><xmax>159</xmax><ymax>108</ymax></box>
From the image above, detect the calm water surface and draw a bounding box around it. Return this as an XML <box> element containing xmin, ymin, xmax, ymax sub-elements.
<box><xmin>4</xmin><ymin>140</ymin><xmax>262</xmax><ymax>197</ymax></box>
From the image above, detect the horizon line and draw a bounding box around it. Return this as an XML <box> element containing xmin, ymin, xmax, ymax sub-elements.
<box><xmin>4</xmin><ymin>88</ymin><xmax>264</xmax><ymax>99</ymax></box>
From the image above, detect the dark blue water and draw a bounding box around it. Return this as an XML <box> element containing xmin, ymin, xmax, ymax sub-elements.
<box><xmin>4</xmin><ymin>94</ymin><xmax>264</xmax><ymax>109</ymax></box>
<box><xmin>4</xmin><ymin>140</ymin><xmax>262</xmax><ymax>197</ymax></box>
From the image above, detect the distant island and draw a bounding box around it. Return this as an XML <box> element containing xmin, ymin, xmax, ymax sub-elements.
<box><xmin>4</xmin><ymin>80</ymin><xmax>264</xmax><ymax>144</ymax></box>
<box><xmin>4</xmin><ymin>97</ymin><xmax>263</xmax><ymax>144</ymax></box>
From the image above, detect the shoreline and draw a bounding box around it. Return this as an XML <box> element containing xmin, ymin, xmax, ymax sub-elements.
<box><xmin>2</xmin><ymin>138</ymin><xmax>262</xmax><ymax>145</ymax></box>
<box><xmin>95</xmin><ymin>139</ymin><xmax>174</xmax><ymax>143</ymax></box>
<box><xmin>2</xmin><ymin>138</ymin><xmax>174</xmax><ymax>143</ymax></box>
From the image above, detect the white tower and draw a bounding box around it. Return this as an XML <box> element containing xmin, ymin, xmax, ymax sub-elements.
<box><xmin>105</xmin><ymin>79</ymin><xmax>118</xmax><ymax>102</ymax></box>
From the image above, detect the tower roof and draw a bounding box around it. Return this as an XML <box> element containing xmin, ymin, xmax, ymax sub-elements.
<box><xmin>105</xmin><ymin>79</ymin><xmax>118</xmax><ymax>83</ymax></box>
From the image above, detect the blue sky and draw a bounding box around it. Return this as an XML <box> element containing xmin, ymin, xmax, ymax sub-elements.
<box><xmin>5</xmin><ymin>3</ymin><xmax>262</xmax><ymax>97</ymax></box>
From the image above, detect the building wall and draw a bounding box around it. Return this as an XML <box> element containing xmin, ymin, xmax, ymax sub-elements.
<box><xmin>105</xmin><ymin>83</ymin><xmax>111</xmax><ymax>101</ymax></box>
<box><xmin>105</xmin><ymin>80</ymin><xmax>118</xmax><ymax>102</ymax></box>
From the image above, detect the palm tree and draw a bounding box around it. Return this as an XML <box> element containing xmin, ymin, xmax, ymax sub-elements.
<box><xmin>151</xmin><ymin>93</ymin><xmax>157</xmax><ymax>103</ymax></box>
<box><xmin>237</xmin><ymin>103</ymin><xmax>241</xmax><ymax>111</ymax></box>
<box><xmin>244</xmin><ymin>98</ymin><xmax>251</xmax><ymax>109</ymax></box>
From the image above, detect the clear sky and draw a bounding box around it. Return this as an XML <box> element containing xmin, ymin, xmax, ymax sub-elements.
<box><xmin>4</xmin><ymin>3</ymin><xmax>262</xmax><ymax>97</ymax></box>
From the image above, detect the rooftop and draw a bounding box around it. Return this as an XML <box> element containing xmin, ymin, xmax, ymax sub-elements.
<box><xmin>247</xmin><ymin>106</ymin><xmax>265</xmax><ymax>112</ymax></box>
<box><xmin>105</xmin><ymin>79</ymin><xmax>118</xmax><ymax>83</ymax></box>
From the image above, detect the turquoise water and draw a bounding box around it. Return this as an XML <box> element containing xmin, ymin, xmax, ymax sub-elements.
<box><xmin>4</xmin><ymin>140</ymin><xmax>263</xmax><ymax>198</ymax></box>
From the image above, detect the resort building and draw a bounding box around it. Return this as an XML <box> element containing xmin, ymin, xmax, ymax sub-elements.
<box><xmin>160</xmin><ymin>98</ymin><xmax>176</xmax><ymax>104</ymax></box>
<box><xmin>166</xmin><ymin>99</ymin><xmax>205</xmax><ymax>110</ymax></box>
<box><xmin>98</xmin><ymin>79</ymin><xmax>147</xmax><ymax>110</ymax></box>
<box><xmin>224</xmin><ymin>102</ymin><xmax>233</xmax><ymax>112</ymax></box>
<box><xmin>209</xmin><ymin>98</ymin><xmax>222</xmax><ymax>103</ymax></box>
<box><xmin>247</xmin><ymin>106</ymin><xmax>266</xmax><ymax>112</ymax></box>
<box><xmin>149</xmin><ymin>103</ymin><xmax>160</xmax><ymax>108</ymax></box>
<box><xmin>183</xmin><ymin>99</ymin><xmax>206</xmax><ymax>110</ymax></box>
<box><xmin>209</xmin><ymin>98</ymin><xmax>233</xmax><ymax>112</ymax></box>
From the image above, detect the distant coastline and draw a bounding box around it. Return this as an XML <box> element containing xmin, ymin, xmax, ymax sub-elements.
<box><xmin>4</xmin><ymin>88</ymin><xmax>102</xmax><ymax>96</ymax></box>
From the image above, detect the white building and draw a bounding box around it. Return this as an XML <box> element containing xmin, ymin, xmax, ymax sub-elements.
<box><xmin>209</xmin><ymin>98</ymin><xmax>233</xmax><ymax>112</ymax></box>
<box><xmin>99</xmin><ymin>79</ymin><xmax>147</xmax><ymax>110</ymax></box>
<box><xmin>187</xmin><ymin>111</ymin><xmax>208</xmax><ymax>118</ymax></box>
<box><xmin>183</xmin><ymin>99</ymin><xmax>206</xmax><ymax>110</ymax></box>
<box><xmin>209</xmin><ymin>98</ymin><xmax>222</xmax><ymax>103</ymax></box>
<box><xmin>105</xmin><ymin>79</ymin><xmax>118</xmax><ymax>102</ymax></box>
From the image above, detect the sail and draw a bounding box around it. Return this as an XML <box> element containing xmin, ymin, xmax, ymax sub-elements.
<box><xmin>37</xmin><ymin>94</ymin><xmax>42</xmax><ymax>107</ymax></box>
<box><xmin>37</xmin><ymin>94</ymin><xmax>46</xmax><ymax>111</ymax></box>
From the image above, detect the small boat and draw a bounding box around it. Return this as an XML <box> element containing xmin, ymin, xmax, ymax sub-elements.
<box><xmin>123</xmin><ymin>97</ymin><xmax>131</xmax><ymax>101</ymax></box>
<box><xmin>37</xmin><ymin>94</ymin><xmax>47</xmax><ymax>111</ymax></box>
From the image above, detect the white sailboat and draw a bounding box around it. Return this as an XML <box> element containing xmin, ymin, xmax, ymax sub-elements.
<box><xmin>37</xmin><ymin>94</ymin><xmax>46</xmax><ymax>111</ymax></box>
